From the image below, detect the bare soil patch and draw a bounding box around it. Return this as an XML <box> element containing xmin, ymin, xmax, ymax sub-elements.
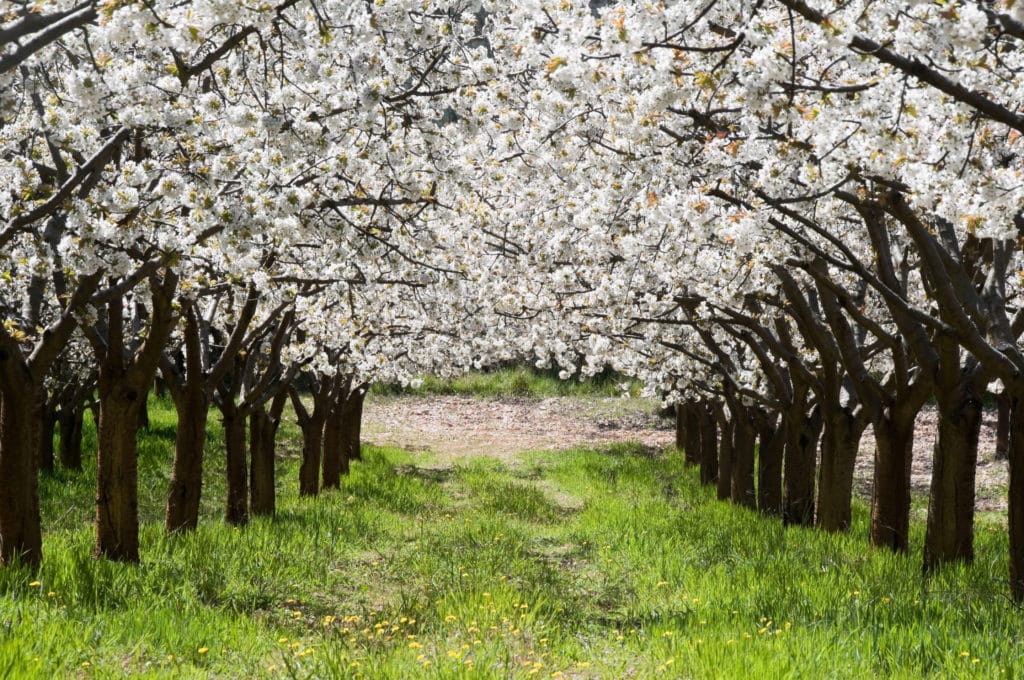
<box><xmin>364</xmin><ymin>395</ymin><xmax>1009</xmax><ymax>511</ymax></box>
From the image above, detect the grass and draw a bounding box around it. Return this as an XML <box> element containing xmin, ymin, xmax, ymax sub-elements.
<box><xmin>372</xmin><ymin>365</ymin><xmax>641</xmax><ymax>399</ymax></box>
<box><xmin>1</xmin><ymin>398</ymin><xmax>1021</xmax><ymax>678</ymax></box>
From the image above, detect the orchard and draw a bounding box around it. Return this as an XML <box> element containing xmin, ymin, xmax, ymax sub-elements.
<box><xmin>3</xmin><ymin>0</ymin><xmax>1024</xmax><ymax>676</ymax></box>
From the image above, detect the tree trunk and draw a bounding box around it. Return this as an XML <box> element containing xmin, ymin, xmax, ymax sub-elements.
<box><xmin>57</xmin><ymin>403</ymin><xmax>84</xmax><ymax>471</ymax></box>
<box><xmin>716</xmin><ymin>409</ymin><xmax>735</xmax><ymax>501</ymax></box>
<box><xmin>249</xmin><ymin>406</ymin><xmax>276</xmax><ymax>517</ymax></box>
<box><xmin>0</xmin><ymin>385</ymin><xmax>43</xmax><ymax>567</ymax></box>
<box><xmin>223</xmin><ymin>408</ymin><xmax>248</xmax><ymax>526</ymax></box>
<box><xmin>783</xmin><ymin>401</ymin><xmax>821</xmax><ymax>527</ymax></box>
<box><xmin>924</xmin><ymin>380</ymin><xmax>982</xmax><ymax>570</ymax></box>
<box><xmin>996</xmin><ymin>392</ymin><xmax>1010</xmax><ymax>461</ymax></box>
<box><xmin>732</xmin><ymin>409</ymin><xmax>757</xmax><ymax>509</ymax></box>
<box><xmin>698</xmin><ymin>402</ymin><xmax>718</xmax><ymax>486</ymax></box>
<box><xmin>869</xmin><ymin>412</ymin><xmax>915</xmax><ymax>552</ymax></box>
<box><xmin>345</xmin><ymin>389</ymin><xmax>365</xmax><ymax>463</ymax></box>
<box><xmin>293</xmin><ymin>387</ymin><xmax>329</xmax><ymax>497</ymax></box>
<box><xmin>164</xmin><ymin>386</ymin><xmax>209</xmax><ymax>533</ymax></box>
<box><xmin>137</xmin><ymin>394</ymin><xmax>150</xmax><ymax>432</ymax></box>
<box><xmin>1009</xmin><ymin>395</ymin><xmax>1024</xmax><ymax>601</ymax></box>
<box><xmin>684</xmin><ymin>401</ymin><xmax>702</xmax><ymax>466</ymax></box>
<box><xmin>816</xmin><ymin>408</ymin><xmax>866</xmax><ymax>532</ymax></box>
<box><xmin>322</xmin><ymin>391</ymin><xmax>345</xmax><ymax>491</ymax></box>
<box><xmin>37</xmin><ymin>399</ymin><xmax>56</xmax><ymax>473</ymax></box>
<box><xmin>94</xmin><ymin>382</ymin><xmax>143</xmax><ymax>562</ymax></box>
<box><xmin>754</xmin><ymin>409</ymin><xmax>784</xmax><ymax>516</ymax></box>
<box><xmin>675</xmin><ymin>403</ymin><xmax>686</xmax><ymax>452</ymax></box>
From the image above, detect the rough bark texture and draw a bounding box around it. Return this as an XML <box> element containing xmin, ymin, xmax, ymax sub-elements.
<box><xmin>0</xmin><ymin>385</ymin><xmax>43</xmax><ymax>566</ymax></box>
<box><xmin>684</xmin><ymin>401</ymin><xmax>702</xmax><ymax>466</ymax></box>
<box><xmin>754</xmin><ymin>409</ymin><xmax>784</xmax><ymax>516</ymax></box>
<box><xmin>924</xmin><ymin>376</ymin><xmax>982</xmax><ymax>570</ymax></box>
<box><xmin>870</xmin><ymin>413</ymin><xmax>916</xmax><ymax>552</ymax></box>
<box><xmin>94</xmin><ymin>382</ymin><xmax>144</xmax><ymax>562</ymax></box>
<box><xmin>223</xmin><ymin>408</ymin><xmax>248</xmax><ymax>526</ymax></box>
<box><xmin>249</xmin><ymin>407</ymin><xmax>276</xmax><ymax>517</ymax></box>
<box><xmin>57</xmin><ymin>404</ymin><xmax>84</xmax><ymax>470</ymax></box>
<box><xmin>996</xmin><ymin>392</ymin><xmax>1010</xmax><ymax>461</ymax></box>
<box><xmin>716</xmin><ymin>409</ymin><xmax>735</xmax><ymax>501</ymax></box>
<box><xmin>698</xmin><ymin>402</ymin><xmax>718</xmax><ymax>486</ymax></box>
<box><xmin>322</xmin><ymin>389</ymin><xmax>346</xmax><ymax>491</ymax></box>
<box><xmin>37</xmin><ymin>400</ymin><xmax>56</xmax><ymax>473</ymax></box>
<box><xmin>164</xmin><ymin>386</ymin><xmax>208</xmax><ymax>533</ymax></box>
<box><xmin>344</xmin><ymin>389</ymin><xmax>365</xmax><ymax>463</ymax></box>
<box><xmin>1009</xmin><ymin>396</ymin><xmax>1024</xmax><ymax>601</ymax></box>
<box><xmin>783</xmin><ymin>398</ymin><xmax>821</xmax><ymax>527</ymax></box>
<box><xmin>675</xmin><ymin>403</ymin><xmax>686</xmax><ymax>451</ymax></box>
<box><xmin>731</xmin><ymin>410</ymin><xmax>757</xmax><ymax>509</ymax></box>
<box><xmin>816</xmin><ymin>408</ymin><xmax>866</xmax><ymax>532</ymax></box>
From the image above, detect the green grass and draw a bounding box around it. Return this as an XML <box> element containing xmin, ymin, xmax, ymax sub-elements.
<box><xmin>1</xmin><ymin>397</ymin><xmax>1022</xmax><ymax>678</ymax></box>
<box><xmin>373</xmin><ymin>365</ymin><xmax>640</xmax><ymax>399</ymax></box>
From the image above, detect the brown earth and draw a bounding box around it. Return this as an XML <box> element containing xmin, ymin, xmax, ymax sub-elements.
<box><xmin>363</xmin><ymin>395</ymin><xmax>1009</xmax><ymax>512</ymax></box>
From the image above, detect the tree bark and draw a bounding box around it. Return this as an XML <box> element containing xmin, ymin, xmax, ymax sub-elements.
<box><xmin>0</xmin><ymin>385</ymin><xmax>43</xmax><ymax>566</ymax></box>
<box><xmin>783</xmin><ymin>396</ymin><xmax>821</xmax><ymax>527</ymax></box>
<box><xmin>815</xmin><ymin>407</ymin><xmax>867</xmax><ymax>531</ymax></box>
<box><xmin>164</xmin><ymin>385</ymin><xmax>209</xmax><ymax>533</ymax></box>
<box><xmin>222</xmin><ymin>407</ymin><xmax>248</xmax><ymax>526</ymax></box>
<box><xmin>675</xmin><ymin>403</ymin><xmax>686</xmax><ymax>452</ymax></box>
<box><xmin>684</xmin><ymin>401</ymin><xmax>702</xmax><ymax>466</ymax></box>
<box><xmin>731</xmin><ymin>407</ymin><xmax>757</xmax><ymax>509</ymax></box>
<box><xmin>345</xmin><ymin>388</ymin><xmax>365</xmax><ymax>463</ymax></box>
<box><xmin>996</xmin><ymin>392</ymin><xmax>1010</xmax><ymax>461</ymax></box>
<box><xmin>869</xmin><ymin>411</ymin><xmax>916</xmax><ymax>552</ymax></box>
<box><xmin>57</xmin><ymin>402</ymin><xmax>84</xmax><ymax>470</ymax></box>
<box><xmin>716</xmin><ymin>406</ymin><xmax>735</xmax><ymax>501</ymax></box>
<box><xmin>249</xmin><ymin>406</ymin><xmax>276</xmax><ymax>517</ymax></box>
<box><xmin>292</xmin><ymin>385</ymin><xmax>328</xmax><ymax>496</ymax></box>
<box><xmin>1009</xmin><ymin>396</ymin><xmax>1024</xmax><ymax>601</ymax></box>
<box><xmin>924</xmin><ymin>370</ymin><xmax>983</xmax><ymax>570</ymax></box>
<box><xmin>94</xmin><ymin>378</ymin><xmax>144</xmax><ymax>562</ymax></box>
<box><xmin>36</xmin><ymin>398</ymin><xmax>56</xmax><ymax>473</ymax></box>
<box><xmin>754</xmin><ymin>408</ymin><xmax>784</xmax><ymax>516</ymax></box>
<box><xmin>698</xmin><ymin>401</ymin><xmax>718</xmax><ymax>486</ymax></box>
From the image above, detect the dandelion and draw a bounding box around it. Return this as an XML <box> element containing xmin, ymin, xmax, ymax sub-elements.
<box><xmin>198</xmin><ymin>647</ymin><xmax>209</xmax><ymax>655</ymax></box>
<box><xmin>445</xmin><ymin>615</ymin><xmax>457</xmax><ymax>623</ymax></box>
<box><xmin>656</xmin><ymin>581</ymin><xmax>669</xmax><ymax>587</ymax></box>
<box><xmin>323</xmin><ymin>615</ymin><xmax>335</xmax><ymax>626</ymax></box>
<box><xmin>662</xmin><ymin>631</ymin><xmax>673</xmax><ymax>638</ymax></box>
<box><xmin>408</xmin><ymin>642</ymin><xmax>422</xmax><ymax>649</ymax></box>
<box><xmin>82</xmin><ymin>661</ymin><xmax>91</xmax><ymax>668</ymax></box>
<box><xmin>28</xmin><ymin>581</ymin><xmax>41</xmax><ymax>587</ymax></box>
<box><xmin>278</xmin><ymin>637</ymin><xmax>288</xmax><ymax>644</ymax></box>
<box><xmin>961</xmin><ymin>651</ymin><xmax>971</xmax><ymax>658</ymax></box>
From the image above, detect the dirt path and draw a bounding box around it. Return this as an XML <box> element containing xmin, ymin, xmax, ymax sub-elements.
<box><xmin>363</xmin><ymin>395</ymin><xmax>1009</xmax><ymax>511</ymax></box>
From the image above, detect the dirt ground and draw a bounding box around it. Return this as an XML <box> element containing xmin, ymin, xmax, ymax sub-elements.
<box><xmin>363</xmin><ymin>395</ymin><xmax>1009</xmax><ymax>512</ymax></box>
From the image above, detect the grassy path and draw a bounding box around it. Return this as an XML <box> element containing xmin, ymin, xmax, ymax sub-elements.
<box><xmin>0</xmin><ymin>397</ymin><xmax>1020</xmax><ymax>678</ymax></box>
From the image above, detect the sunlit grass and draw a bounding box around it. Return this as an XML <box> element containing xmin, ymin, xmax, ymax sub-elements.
<box><xmin>372</xmin><ymin>365</ymin><xmax>640</xmax><ymax>399</ymax></box>
<box><xmin>1</xmin><ymin>397</ymin><xmax>1020</xmax><ymax>677</ymax></box>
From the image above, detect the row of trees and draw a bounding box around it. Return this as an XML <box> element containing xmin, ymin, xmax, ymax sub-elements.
<box><xmin>4</xmin><ymin>1</ymin><xmax>1024</xmax><ymax>601</ymax></box>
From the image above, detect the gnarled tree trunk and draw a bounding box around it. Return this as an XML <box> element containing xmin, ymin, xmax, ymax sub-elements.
<box><xmin>698</xmin><ymin>401</ymin><xmax>718</xmax><ymax>486</ymax></box>
<box><xmin>165</xmin><ymin>384</ymin><xmax>209</xmax><ymax>533</ymax></box>
<box><xmin>783</xmin><ymin>393</ymin><xmax>821</xmax><ymax>527</ymax></box>
<box><xmin>869</xmin><ymin>410</ymin><xmax>916</xmax><ymax>552</ymax></box>
<box><xmin>731</xmin><ymin>407</ymin><xmax>757</xmax><ymax>509</ymax></box>
<box><xmin>716</xmin><ymin>406</ymin><xmax>735</xmax><ymax>501</ymax></box>
<box><xmin>924</xmin><ymin>364</ymin><xmax>983</xmax><ymax>571</ymax></box>
<box><xmin>222</xmin><ymin>406</ymin><xmax>248</xmax><ymax>526</ymax></box>
<box><xmin>0</xmin><ymin>385</ymin><xmax>44</xmax><ymax>567</ymax></box>
<box><xmin>57</xmin><ymin>402</ymin><xmax>84</xmax><ymax>471</ymax></box>
<box><xmin>684</xmin><ymin>401</ymin><xmax>702</xmax><ymax>467</ymax></box>
<box><xmin>94</xmin><ymin>376</ymin><xmax>145</xmax><ymax>562</ymax></box>
<box><xmin>816</xmin><ymin>407</ymin><xmax>867</xmax><ymax>532</ymax></box>
<box><xmin>753</xmin><ymin>408</ymin><xmax>783</xmax><ymax>516</ymax></box>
